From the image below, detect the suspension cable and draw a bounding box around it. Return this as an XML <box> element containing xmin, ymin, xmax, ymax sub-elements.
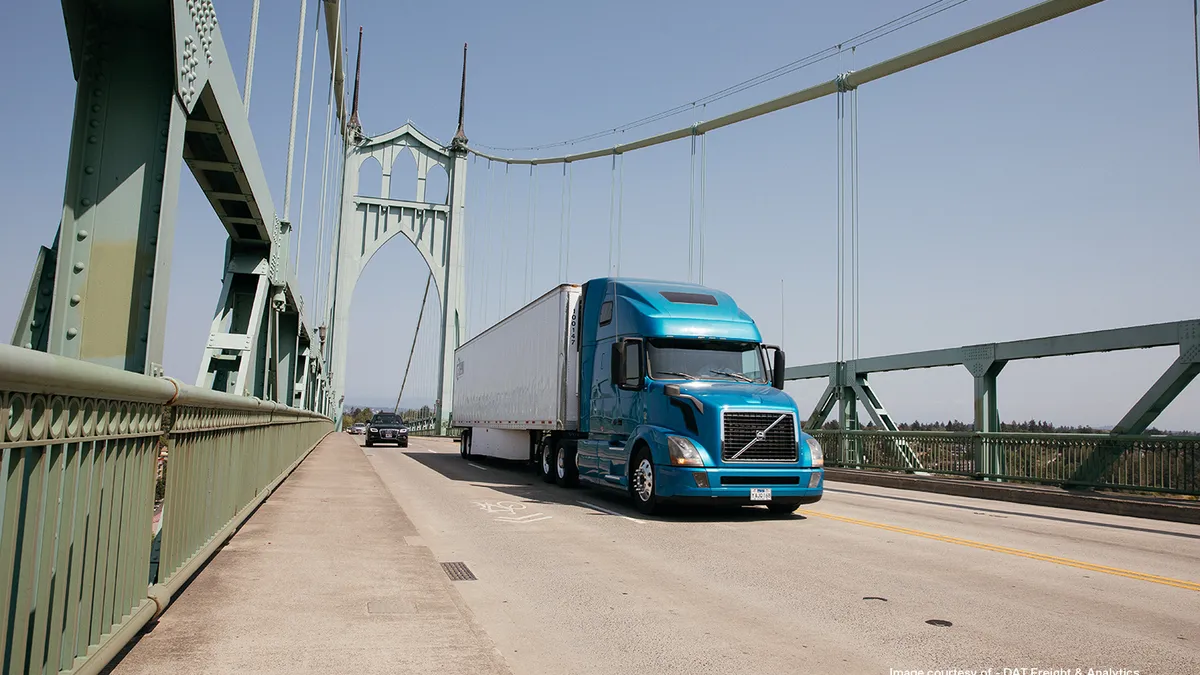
<box><xmin>394</xmin><ymin>273</ymin><xmax>432</xmax><ymax>413</ymax></box>
<box><xmin>243</xmin><ymin>0</ymin><xmax>261</xmax><ymax>111</ymax></box>
<box><xmin>294</xmin><ymin>0</ymin><xmax>322</xmax><ymax>280</ymax></box>
<box><xmin>608</xmin><ymin>153</ymin><xmax>617</xmax><ymax>274</ymax></box>
<box><xmin>852</xmin><ymin>87</ymin><xmax>861</xmax><ymax>362</ymax></box>
<box><xmin>500</xmin><ymin>163</ymin><xmax>511</xmax><ymax>316</ymax></box>
<box><xmin>836</xmin><ymin>88</ymin><xmax>845</xmax><ymax>365</ymax></box>
<box><xmin>558</xmin><ymin>164</ymin><xmax>567</xmax><ymax>283</ymax></box>
<box><xmin>565</xmin><ymin>163</ymin><xmax>574</xmax><ymax>281</ymax></box>
<box><xmin>526</xmin><ymin>165</ymin><xmax>535</xmax><ymax>302</ymax></box>
<box><xmin>1194</xmin><ymin>0</ymin><xmax>1200</xmax><ymax>164</ymax></box>
<box><xmin>699</xmin><ymin>129</ymin><xmax>708</xmax><ymax>285</ymax></box>
<box><xmin>616</xmin><ymin>153</ymin><xmax>625</xmax><ymax>276</ymax></box>
<box><xmin>688</xmin><ymin>130</ymin><xmax>697</xmax><ymax>283</ymax></box>
<box><xmin>472</xmin><ymin>0</ymin><xmax>973</xmax><ymax>154</ymax></box>
<box><xmin>282</xmin><ymin>0</ymin><xmax>309</xmax><ymax>223</ymax></box>
<box><xmin>312</xmin><ymin>70</ymin><xmax>335</xmax><ymax>325</ymax></box>
<box><xmin>482</xmin><ymin>159</ymin><xmax>493</xmax><ymax>326</ymax></box>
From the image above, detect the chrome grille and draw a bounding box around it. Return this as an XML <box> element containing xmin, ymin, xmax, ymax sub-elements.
<box><xmin>721</xmin><ymin>411</ymin><xmax>797</xmax><ymax>462</ymax></box>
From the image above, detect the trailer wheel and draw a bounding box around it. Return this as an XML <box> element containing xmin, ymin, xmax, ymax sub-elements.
<box><xmin>554</xmin><ymin>441</ymin><xmax>578</xmax><ymax>488</ymax></box>
<box><xmin>459</xmin><ymin>430</ymin><xmax>472</xmax><ymax>459</ymax></box>
<box><xmin>540</xmin><ymin>441</ymin><xmax>557</xmax><ymax>484</ymax></box>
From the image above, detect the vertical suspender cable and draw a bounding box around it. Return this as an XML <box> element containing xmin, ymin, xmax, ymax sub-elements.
<box><xmin>608</xmin><ymin>153</ymin><xmax>617</xmax><ymax>275</ymax></box>
<box><xmin>312</xmin><ymin>72</ymin><xmax>335</xmax><ymax>325</ymax></box>
<box><xmin>699</xmin><ymin>131</ymin><xmax>707</xmax><ymax>285</ymax></box>
<box><xmin>851</xmin><ymin>88</ymin><xmax>861</xmax><ymax>363</ymax></box>
<box><xmin>482</xmin><ymin>159</ymin><xmax>493</xmax><ymax>326</ymax></box>
<box><xmin>836</xmin><ymin>90</ymin><xmax>844</xmax><ymax>365</ymax></box>
<box><xmin>500</xmin><ymin>163</ymin><xmax>511</xmax><ymax>316</ymax></box>
<box><xmin>1194</xmin><ymin>0</ymin><xmax>1200</xmax><ymax>164</ymax></box>
<box><xmin>394</xmin><ymin>273</ymin><xmax>433</xmax><ymax>413</ymax></box>
<box><xmin>565</xmin><ymin>163</ymin><xmax>574</xmax><ymax>281</ymax></box>
<box><xmin>526</xmin><ymin>165</ymin><xmax>535</xmax><ymax>302</ymax></box>
<box><xmin>558</xmin><ymin>164</ymin><xmax>567</xmax><ymax>284</ymax></box>
<box><xmin>282</xmin><ymin>0</ymin><xmax>309</xmax><ymax>223</ymax></box>
<box><xmin>688</xmin><ymin>131</ymin><xmax>696</xmax><ymax>283</ymax></box>
<box><xmin>294</xmin><ymin>1</ymin><xmax>322</xmax><ymax>280</ymax></box>
<box><xmin>616</xmin><ymin>153</ymin><xmax>624</xmax><ymax>276</ymax></box>
<box><xmin>243</xmin><ymin>0</ymin><xmax>261</xmax><ymax>110</ymax></box>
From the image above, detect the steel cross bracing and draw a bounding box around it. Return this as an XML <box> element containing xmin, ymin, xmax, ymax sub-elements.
<box><xmin>12</xmin><ymin>0</ymin><xmax>341</xmax><ymax>417</ymax></box>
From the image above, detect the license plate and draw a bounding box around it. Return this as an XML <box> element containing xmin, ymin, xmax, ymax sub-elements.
<box><xmin>750</xmin><ymin>488</ymin><xmax>772</xmax><ymax>502</ymax></box>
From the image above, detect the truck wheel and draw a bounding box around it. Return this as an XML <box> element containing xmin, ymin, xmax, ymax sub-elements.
<box><xmin>630</xmin><ymin>447</ymin><xmax>659</xmax><ymax>515</ymax></box>
<box><xmin>554</xmin><ymin>442</ymin><xmax>578</xmax><ymax>488</ymax></box>
<box><xmin>540</xmin><ymin>440</ymin><xmax>556</xmax><ymax>483</ymax></box>
<box><xmin>459</xmin><ymin>432</ymin><xmax>472</xmax><ymax>459</ymax></box>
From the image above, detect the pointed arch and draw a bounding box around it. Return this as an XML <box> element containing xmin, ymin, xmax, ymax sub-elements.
<box><xmin>357</xmin><ymin>155</ymin><xmax>383</xmax><ymax>198</ymax></box>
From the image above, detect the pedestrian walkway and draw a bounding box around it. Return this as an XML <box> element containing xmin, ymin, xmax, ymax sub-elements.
<box><xmin>108</xmin><ymin>434</ymin><xmax>512</xmax><ymax>674</ymax></box>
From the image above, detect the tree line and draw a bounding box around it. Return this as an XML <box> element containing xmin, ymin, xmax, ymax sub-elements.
<box><xmin>342</xmin><ymin>405</ymin><xmax>434</xmax><ymax>428</ymax></box>
<box><xmin>818</xmin><ymin>418</ymin><xmax>1195</xmax><ymax>435</ymax></box>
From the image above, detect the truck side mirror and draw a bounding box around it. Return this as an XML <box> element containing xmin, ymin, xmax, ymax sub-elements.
<box><xmin>772</xmin><ymin>348</ymin><xmax>786</xmax><ymax>390</ymax></box>
<box><xmin>762</xmin><ymin>344</ymin><xmax>786</xmax><ymax>390</ymax></box>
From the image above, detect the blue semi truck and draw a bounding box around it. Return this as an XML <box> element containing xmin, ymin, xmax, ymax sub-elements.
<box><xmin>452</xmin><ymin>278</ymin><xmax>823</xmax><ymax>515</ymax></box>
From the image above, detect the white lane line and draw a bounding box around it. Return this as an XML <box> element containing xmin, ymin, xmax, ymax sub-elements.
<box><xmin>578</xmin><ymin>500</ymin><xmax>646</xmax><ymax>524</ymax></box>
<box><xmin>468</xmin><ymin>462</ymin><xmax>489</xmax><ymax>471</ymax></box>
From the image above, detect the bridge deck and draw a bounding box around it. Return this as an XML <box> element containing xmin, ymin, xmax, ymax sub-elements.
<box><xmin>108</xmin><ymin>434</ymin><xmax>511</xmax><ymax>675</ymax></box>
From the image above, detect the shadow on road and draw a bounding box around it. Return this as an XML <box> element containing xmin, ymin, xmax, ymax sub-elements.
<box><xmin>401</xmin><ymin>450</ymin><xmax>808</xmax><ymax>524</ymax></box>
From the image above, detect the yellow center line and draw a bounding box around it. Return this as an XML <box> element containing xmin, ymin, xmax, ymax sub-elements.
<box><xmin>797</xmin><ymin>509</ymin><xmax>1200</xmax><ymax>592</ymax></box>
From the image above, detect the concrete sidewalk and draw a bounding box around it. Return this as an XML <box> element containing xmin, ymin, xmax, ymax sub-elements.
<box><xmin>109</xmin><ymin>434</ymin><xmax>512</xmax><ymax>675</ymax></box>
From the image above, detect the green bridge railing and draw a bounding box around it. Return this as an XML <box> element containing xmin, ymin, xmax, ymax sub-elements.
<box><xmin>0</xmin><ymin>344</ymin><xmax>332</xmax><ymax>675</ymax></box>
<box><xmin>809</xmin><ymin>429</ymin><xmax>1200</xmax><ymax>496</ymax></box>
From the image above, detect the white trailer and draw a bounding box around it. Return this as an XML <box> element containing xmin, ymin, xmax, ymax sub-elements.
<box><xmin>452</xmin><ymin>284</ymin><xmax>581</xmax><ymax>460</ymax></box>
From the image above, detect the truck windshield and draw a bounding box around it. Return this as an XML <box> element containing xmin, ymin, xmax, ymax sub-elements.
<box><xmin>645</xmin><ymin>339</ymin><xmax>768</xmax><ymax>384</ymax></box>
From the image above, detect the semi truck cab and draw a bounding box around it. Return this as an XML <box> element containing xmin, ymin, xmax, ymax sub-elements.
<box><xmin>565</xmin><ymin>278</ymin><xmax>824</xmax><ymax>514</ymax></box>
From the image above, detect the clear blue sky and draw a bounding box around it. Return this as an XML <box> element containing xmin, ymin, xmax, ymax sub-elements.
<box><xmin>1</xmin><ymin>1</ymin><xmax>1197</xmax><ymax>429</ymax></box>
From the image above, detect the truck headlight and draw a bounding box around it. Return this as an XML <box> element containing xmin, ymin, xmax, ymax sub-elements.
<box><xmin>667</xmin><ymin>436</ymin><xmax>704</xmax><ymax>467</ymax></box>
<box><xmin>806</xmin><ymin>437</ymin><xmax>824</xmax><ymax>467</ymax></box>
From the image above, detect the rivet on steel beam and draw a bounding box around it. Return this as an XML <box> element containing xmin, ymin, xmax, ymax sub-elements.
<box><xmin>89</xmin><ymin>119</ymin><xmax>99</xmax><ymax>128</ymax></box>
<box><xmin>77</xmin><ymin>230</ymin><xmax>89</xmax><ymax>240</ymax></box>
<box><xmin>156</xmin><ymin>173</ymin><xmax>163</xmax><ymax>182</ymax></box>
<box><xmin>91</xmin><ymin>104</ymin><xmax>100</xmax><ymax>113</ymax></box>
<box><xmin>160</xmin><ymin>144</ymin><xmax>167</xmax><ymax>152</ymax></box>
<box><xmin>81</xmin><ymin>198</ymin><xmax>92</xmax><ymax>206</ymax></box>
<box><xmin>66</xmin><ymin>328</ymin><xmax>78</xmax><ymax>339</ymax></box>
<box><xmin>70</xmin><ymin>295</ymin><xmax>81</xmax><ymax>305</ymax></box>
<box><xmin>73</xmin><ymin>262</ymin><xmax>85</xmax><ymax>273</ymax></box>
<box><xmin>84</xmin><ymin>166</ymin><xmax>94</xmax><ymax>175</ymax></box>
<box><xmin>88</xmin><ymin>136</ymin><xmax>97</xmax><ymax>144</ymax></box>
<box><xmin>93</xmin><ymin>88</ymin><xmax>102</xmax><ymax>97</ymax></box>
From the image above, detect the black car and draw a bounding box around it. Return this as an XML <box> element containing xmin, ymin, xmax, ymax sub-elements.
<box><xmin>365</xmin><ymin>413</ymin><xmax>408</xmax><ymax>447</ymax></box>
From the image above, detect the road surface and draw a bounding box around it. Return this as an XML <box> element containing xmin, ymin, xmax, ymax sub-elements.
<box><xmin>362</xmin><ymin>435</ymin><xmax>1199</xmax><ymax>675</ymax></box>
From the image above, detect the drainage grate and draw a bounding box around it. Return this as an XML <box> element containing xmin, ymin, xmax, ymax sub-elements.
<box><xmin>440</xmin><ymin>561</ymin><xmax>477</xmax><ymax>581</ymax></box>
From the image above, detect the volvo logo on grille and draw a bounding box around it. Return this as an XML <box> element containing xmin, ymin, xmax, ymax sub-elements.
<box><xmin>754</xmin><ymin>430</ymin><xmax>766</xmax><ymax>440</ymax></box>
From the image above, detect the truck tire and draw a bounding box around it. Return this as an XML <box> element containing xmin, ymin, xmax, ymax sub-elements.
<box><xmin>554</xmin><ymin>441</ymin><xmax>578</xmax><ymax>488</ymax></box>
<box><xmin>629</xmin><ymin>446</ymin><xmax>659</xmax><ymax>515</ymax></box>
<box><xmin>540</xmin><ymin>439</ymin><xmax>556</xmax><ymax>483</ymax></box>
<box><xmin>459</xmin><ymin>431</ymin><xmax>472</xmax><ymax>459</ymax></box>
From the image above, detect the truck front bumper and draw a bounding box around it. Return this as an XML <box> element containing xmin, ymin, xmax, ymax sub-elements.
<box><xmin>655</xmin><ymin>466</ymin><xmax>823</xmax><ymax>505</ymax></box>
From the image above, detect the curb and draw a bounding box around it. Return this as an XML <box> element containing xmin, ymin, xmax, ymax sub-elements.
<box><xmin>823</xmin><ymin>468</ymin><xmax>1200</xmax><ymax>525</ymax></box>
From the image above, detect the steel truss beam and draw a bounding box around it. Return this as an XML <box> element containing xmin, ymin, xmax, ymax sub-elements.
<box><xmin>790</xmin><ymin>320</ymin><xmax>1200</xmax><ymax>478</ymax></box>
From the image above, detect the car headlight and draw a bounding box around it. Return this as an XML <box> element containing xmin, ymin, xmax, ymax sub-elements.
<box><xmin>806</xmin><ymin>437</ymin><xmax>823</xmax><ymax>467</ymax></box>
<box><xmin>369</xmin><ymin>427</ymin><xmax>377</xmax><ymax>433</ymax></box>
<box><xmin>667</xmin><ymin>436</ymin><xmax>704</xmax><ymax>467</ymax></box>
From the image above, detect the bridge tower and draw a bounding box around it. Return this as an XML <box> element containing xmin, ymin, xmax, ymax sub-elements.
<box><xmin>325</xmin><ymin>45</ymin><xmax>470</xmax><ymax>434</ymax></box>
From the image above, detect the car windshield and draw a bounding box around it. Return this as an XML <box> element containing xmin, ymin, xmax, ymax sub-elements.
<box><xmin>645</xmin><ymin>338</ymin><xmax>768</xmax><ymax>384</ymax></box>
<box><xmin>372</xmin><ymin>415</ymin><xmax>402</xmax><ymax>425</ymax></box>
